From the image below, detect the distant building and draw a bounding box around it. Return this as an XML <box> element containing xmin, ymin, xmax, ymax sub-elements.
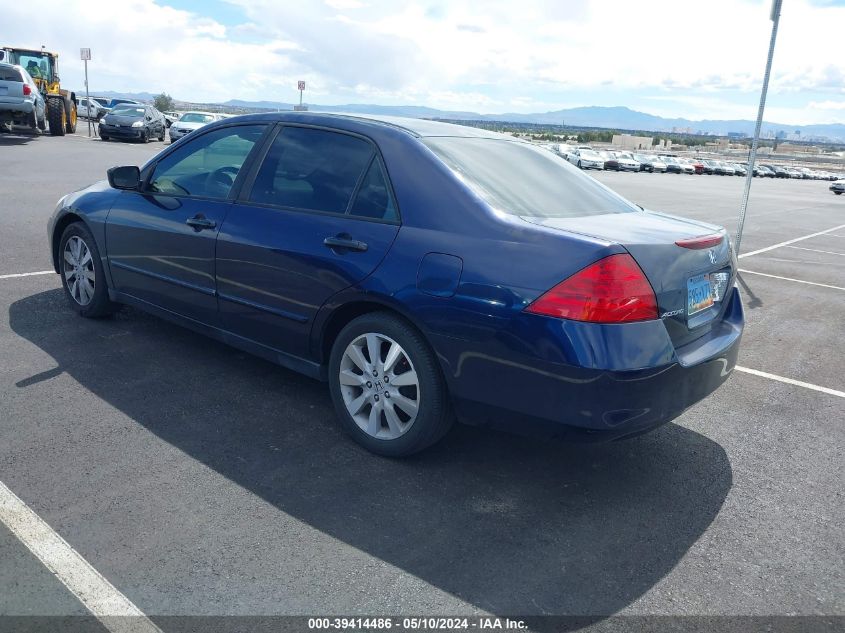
<box><xmin>612</xmin><ymin>133</ymin><xmax>653</xmax><ymax>150</ymax></box>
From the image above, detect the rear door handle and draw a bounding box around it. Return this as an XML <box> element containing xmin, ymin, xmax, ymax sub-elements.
<box><xmin>186</xmin><ymin>216</ymin><xmax>217</xmax><ymax>230</ymax></box>
<box><xmin>323</xmin><ymin>236</ymin><xmax>368</xmax><ymax>252</ymax></box>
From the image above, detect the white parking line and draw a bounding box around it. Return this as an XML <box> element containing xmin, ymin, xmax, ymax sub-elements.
<box><xmin>738</xmin><ymin>224</ymin><xmax>845</xmax><ymax>258</ymax></box>
<box><xmin>737</xmin><ymin>269</ymin><xmax>845</xmax><ymax>291</ymax></box>
<box><xmin>736</xmin><ymin>366</ymin><xmax>845</xmax><ymax>398</ymax></box>
<box><xmin>0</xmin><ymin>270</ymin><xmax>54</xmax><ymax>280</ymax></box>
<box><xmin>785</xmin><ymin>245</ymin><xmax>845</xmax><ymax>257</ymax></box>
<box><xmin>0</xmin><ymin>480</ymin><xmax>162</xmax><ymax>633</ymax></box>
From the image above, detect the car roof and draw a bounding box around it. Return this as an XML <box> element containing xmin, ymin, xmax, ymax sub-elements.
<box><xmin>204</xmin><ymin>111</ymin><xmax>512</xmax><ymax>140</ymax></box>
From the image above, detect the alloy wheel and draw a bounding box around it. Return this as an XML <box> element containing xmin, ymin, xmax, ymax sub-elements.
<box><xmin>339</xmin><ymin>333</ymin><xmax>420</xmax><ymax>440</ymax></box>
<box><xmin>63</xmin><ymin>236</ymin><xmax>95</xmax><ymax>306</ymax></box>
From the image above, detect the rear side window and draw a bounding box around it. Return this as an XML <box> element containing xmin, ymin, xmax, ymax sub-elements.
<box><xmin>249</xmin><ymin>127</ymin><xmax>374</xmax><ymax>214</ymax></box>
<box><xmin>424</xmin><ymin>137</ymin><xmax>637</xmax><ymax>219</ymax></box>
<box><xmin>348</xmin><ymin>158</ymin><xmax>398</xmax><ymax>221</ymax></box>
<box><xmin>0</xmin><ymin>67</ymin><xmax>22</xmax><ymax>82</ymax></box>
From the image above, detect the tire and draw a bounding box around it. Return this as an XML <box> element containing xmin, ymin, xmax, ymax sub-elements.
<box><xmin>46</xmin><ymin>98</ymin><xmax>66</xmax><ymax>136</ymax></box>
<box><xmin>140</xmin><ymin>130</ymin><xmax>148</xmax><ymax>143</ymax></box>
<box><xmin>30</xmin><ymin>109</ymin><xmax>39</xmax><ymax>131</ymax></box>
<box><xmin>100</xmin><ymin>134</ymin><xmax>109</xmax><ymax>141</ymax></box>
<box><xmin>58</xmin><ymin>222</ymin><xmax>120</xmax><ymax>318</ymax></box>
<box><xmin>158</xmin><ymin>126</ymin><xmax>165</xmax><ymax>142</ymax></box>
<box><xmin>328</xmin><ymin>312</ymin><xmax>453</xmax><ymax>457</ymax></box>
<box><xmin>65</xmin><ymin>99</ymin><xmax>77</xmax><ymax>133</ymax></box>
<box><xmin>577</xmin><ymin>160</ymin><xmax>582</xmax><ymax>169</ymax></box>
<box><xmin>836</xmin><ymin>191</ymin><xmax>842</xmax><ymax>195</ymax></box>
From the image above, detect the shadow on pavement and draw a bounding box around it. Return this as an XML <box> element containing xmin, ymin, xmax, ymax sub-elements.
<box><xmin>10</xmin><ymin>289</ymin><xmax>733</xmax><ymax>621</ymax></box>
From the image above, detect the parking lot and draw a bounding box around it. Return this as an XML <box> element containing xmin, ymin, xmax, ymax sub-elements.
<box><xmin>0</xmin><ymin>129</ymin><xmax>843</xmax><ymax>631</ymax></box>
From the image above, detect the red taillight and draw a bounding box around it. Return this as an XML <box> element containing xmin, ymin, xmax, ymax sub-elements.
<box><xmin>23</xmin><ymin>84</ymin><xmax>32</xmax><ymax>96</ymax></box>
<box><xmin>675</xmin><ymin>234</ymin><xmax>723</xmax><ymax>249</ymax></box>
<box><xmin>524</xmin><ymin>253</ymin><xmax>658</xmax><ymax>323</ymax></box>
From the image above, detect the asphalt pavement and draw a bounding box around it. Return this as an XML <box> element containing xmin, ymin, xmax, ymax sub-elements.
<box><xmin>0</xmin><ymin>130</ymin><xmax>842</xmax><ymax>631</ymax></box>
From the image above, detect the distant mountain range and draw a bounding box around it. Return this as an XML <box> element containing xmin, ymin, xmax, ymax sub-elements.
<box><xmin>84</xmin><ymin>91</ymin><xmax>845</xmax><ymax>141</ymax></box>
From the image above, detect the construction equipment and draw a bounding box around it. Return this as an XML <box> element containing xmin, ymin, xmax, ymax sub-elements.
<box><xmin>0</xmin><ymin>46</ymin><xmax>77</xmax><ymax>136</ymax></box>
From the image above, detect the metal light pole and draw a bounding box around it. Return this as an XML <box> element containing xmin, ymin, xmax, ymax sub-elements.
<box><xmin>734</xmin><ymin>0</ymin><xmax>782</xmax><ymax>256</ymax></box>
<box><xmin>81</xmin><ymin>48</ymin><xmax>92</xmax><ymax>137</ymax></box>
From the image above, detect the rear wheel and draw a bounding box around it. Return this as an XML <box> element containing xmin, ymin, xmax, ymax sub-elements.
<box><xmin>46</xmin><ymin>98</ymin><xmax>66</xmax><ymax>136</ymax></box>
<box><xmin>58</xmin><ymin>223</ymin><xmax>120</xmax><ymax>318</ymax></box>
<box><xmin>329</xmin><ymin>312</ymin><xmax>453</xmax><ymax>457</ymax></box>
<box><xmin>158</xmin><ymin>126</ymin><xmax>165</xmax><ymax>142</ymax></box>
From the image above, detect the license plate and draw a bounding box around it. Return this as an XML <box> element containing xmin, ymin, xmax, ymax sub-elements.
<box><xmin>687</xmin><ymin>274</ymin><xmax>714</xmax><ymax>315</ymax></box>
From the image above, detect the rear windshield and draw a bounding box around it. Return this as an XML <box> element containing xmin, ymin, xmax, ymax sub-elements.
<box><xmin>424</xmin><ymin>137</ymin><xmax>638</xmax><ymax>218</ymax></box>
<box><xmin>0</xmin><ymin>67</ymin><xmax>23</xmax><ymax>82</ymax></box>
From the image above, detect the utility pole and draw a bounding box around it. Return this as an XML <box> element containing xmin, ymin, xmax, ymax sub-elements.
<box><xmin>734</xmin><ymin>0</ymin><xmax>782</xmax><ymax>256</ymax></box>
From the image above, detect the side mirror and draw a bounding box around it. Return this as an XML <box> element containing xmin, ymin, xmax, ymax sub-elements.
<box><xmin>107</xmin><ymin>165</ymin><xmax>141</xmax><ymax>190</ymax></box>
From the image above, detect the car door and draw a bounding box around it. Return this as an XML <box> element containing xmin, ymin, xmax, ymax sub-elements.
<box><xmin>215</xmin><ymin>124</ymin><xmax>401</xmax><ymax>359</ymax></box>
<box><xmin>105</xmin><ymin>123</ymin><xmax>269</xmax><ymax>324</ymax></box>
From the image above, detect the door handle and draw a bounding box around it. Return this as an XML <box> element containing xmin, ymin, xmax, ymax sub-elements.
<box><xmin>323</xmin><ymin>236</ymin><xmax>368</xmax><ymax>252</ymax></box>
<box><xmin>186</xmin><ymin>216</ymin><xmax>216</xmax><ymax>230</ymax></box>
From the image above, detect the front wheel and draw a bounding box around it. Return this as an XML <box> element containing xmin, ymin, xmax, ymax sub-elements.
<box><xmin>577</xmin><ymin>160</ymin><xmax>582</xmax><ymax>169</ymax></box>
<box><xmin>46</xmin><ymin>98</ymin><xmax>66</xmax><ymax>136</ymax></box>
<box><xmin>328</xmin><ymin>312</ymin><xmax>453</xmax><ymax>457</ymax></box>
<box><xmin>58</xmin><ymin>223</ymin><xmax>120</xmax><ymax>318</ymax></box>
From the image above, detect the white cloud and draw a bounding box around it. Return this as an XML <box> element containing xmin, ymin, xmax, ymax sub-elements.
<box><xmin>4</xmin><ymin>0</ymin><xmax>843</xmax><ymax>123</ymax></box>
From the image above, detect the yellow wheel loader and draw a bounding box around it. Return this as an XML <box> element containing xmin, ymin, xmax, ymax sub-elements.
<box><xmin>0</xmin><ymin>46</ymin><xmax>77</xmax><ymax>136</ymax></box>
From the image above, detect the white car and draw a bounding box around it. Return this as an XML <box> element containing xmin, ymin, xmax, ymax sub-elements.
<box><xmin>77</xmin><ymin>97</ymin><xmax>107</xmax><ymax>120</ymax></box>
<box><xmin>168</xmin><ymin>111</ymin><xmax>224</xmax><ymax>143</ymax></box>
<box><xmin>633</xmin><ymin>154</ymin><xmax>667</xmax><ymax>173</ymax></box>
<box><xmin>661</xmin><ymin>156</ymin><xmax>695</xmax><ymax>174</ymax></box>
<box><xmin>567</xmin><ymin>148</ymin><xmax>604</xmax><ymax>170</ymax></box>
<box><xmin>611</xmin><ymin>151</ymin><xmax>641</xmax><ymax>172</ymax></box>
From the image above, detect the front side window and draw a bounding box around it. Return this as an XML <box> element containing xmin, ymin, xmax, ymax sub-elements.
<box><xmin>424</xmin><ymin>137</ymin><xmax>638</xmax><ymax>219</ymax></box>
<box><xmin>147</xmin><ymin>124</ymin><xmax>266</xmax><ymax>199</ymax></box>
<box><xmin>248</xmin><ymin>126</ymin><xmax>374</xmax><ymax>214</ymax></box>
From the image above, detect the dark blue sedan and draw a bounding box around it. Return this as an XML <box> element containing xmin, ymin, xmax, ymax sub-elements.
<box><xmin>47</xmin><ymin>113</ymin><xmax>743</xmax><ymax>456</ymax></box>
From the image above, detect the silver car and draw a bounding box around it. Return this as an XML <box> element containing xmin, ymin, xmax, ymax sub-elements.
<box><xmin>0</xmin><ymin>62</ymin><xmax>46</xmax><ymax>132</ymax></box>
<box><xmin>168</xmin><ymin>111</ymin><xmax>222</xmax><ymax>143</ymax></box>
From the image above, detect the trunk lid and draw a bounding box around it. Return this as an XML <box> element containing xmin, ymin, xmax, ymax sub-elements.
<box><xmin>522</xmin><ymin>210</ymin><xmax>736</xmax><ymax>347</ymax></box>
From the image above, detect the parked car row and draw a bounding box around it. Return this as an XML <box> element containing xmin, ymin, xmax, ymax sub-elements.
<box><xmin>555</xmin><ymin>145</ymin><xmax>843</xmax><ymax>182</ymax></box>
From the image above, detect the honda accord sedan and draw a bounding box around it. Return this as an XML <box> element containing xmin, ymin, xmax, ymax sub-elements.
<box><xmin>47</xmin><ymin>113</ymin><xmax>743</xmax><ymax>456</ymax></box>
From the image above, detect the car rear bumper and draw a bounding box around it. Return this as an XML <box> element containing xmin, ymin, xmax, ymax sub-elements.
<box><xmin>0</xmin><ymin>100</ymin><xmax>34</xmax><ymax>115</ymax></box>
<box><xmin>434</xmin><ymin>286</ymin><xmax>744</xmax><ymax>440</ymax></box>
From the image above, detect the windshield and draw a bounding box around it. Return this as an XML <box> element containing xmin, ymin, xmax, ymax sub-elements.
<box><xmin>110</xmin><ymin>106</ymin><xmax>145</xmax><ymax>116</ymax></box>
<box><xmin>180</xmin><ymin>113</ymin><xmax>216</xmax><ymax>123</ymax></box>
<box><xmin>15</xmin><ymin>53</ymin><xmax>52</xmax><ymax>81</ymax></box>
<box><xmin>579</xmin><ymin>150</ymin><xmax>600</xmax><ymax>159</ymax></box>
<box><xmin>423</xmin><ymin>137</ymin><xmax>638</xmax><ymax>219</ymax></box>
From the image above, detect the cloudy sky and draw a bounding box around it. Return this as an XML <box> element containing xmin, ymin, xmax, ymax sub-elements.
<box><xmin>6</xmin><ymin>0</ymin><xmax>844</xmax><ymax>124</ymax></box>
